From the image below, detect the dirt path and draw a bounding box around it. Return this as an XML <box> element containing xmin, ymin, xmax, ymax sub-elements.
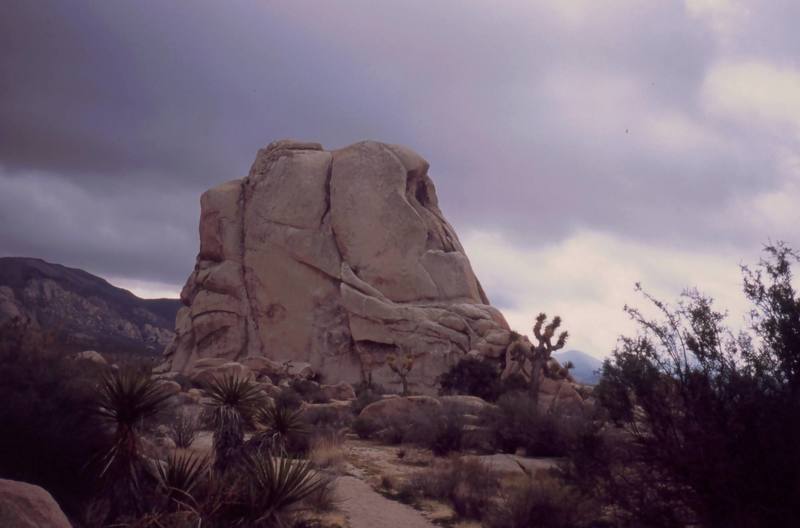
<box><xmin>335</xmin><ymin>474</ymin><xmax>436</xmax><ymax>528</ymax></box>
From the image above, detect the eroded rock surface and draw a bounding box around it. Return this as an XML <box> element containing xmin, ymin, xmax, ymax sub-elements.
<box><xmin>0</xmin><ymin>479</ymin><xmax>72</xmax><ymax>528</ymax></box>
<box><xmin>165</xmin><ymin>140</ymin><xmax>514</xmax><ymax>392</ymax></box>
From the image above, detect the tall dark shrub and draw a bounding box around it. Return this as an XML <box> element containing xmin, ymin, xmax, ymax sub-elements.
<box><xmin>439</xmin><ymin>357</ymin><xmax>503</xmax><ymax>401</ymax></box>
<box><xmin>0</xmin><ymin>320</ymin><xmax>109</xmax><ymax>518</ymax></box>
<box><xmin>567</xmin><ymin>244</ymin><xmax>800</xmax><ymax>528</ymax></box>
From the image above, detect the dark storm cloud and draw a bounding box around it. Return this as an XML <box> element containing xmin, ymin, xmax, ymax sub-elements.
<box><xmin>1</xmin><ymin>0</ymin><xmax>798</xmax><ymax>288</ymax></box>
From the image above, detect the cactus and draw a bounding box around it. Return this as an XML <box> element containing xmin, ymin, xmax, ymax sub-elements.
<box><xmin>386</xmin><ymin>351</ymin><xmax>415</xmax><ymax>396</ymax></box>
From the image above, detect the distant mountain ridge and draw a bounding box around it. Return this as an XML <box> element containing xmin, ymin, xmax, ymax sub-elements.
<box><xmin>0</xmin><ymin>257</ymin><xmax>180</xmax><ymax>355</ymax></box>
<box><xmin>554</xmin><ymin>349</ymin><xmax>604</xmax><ymax>385</ymax></box>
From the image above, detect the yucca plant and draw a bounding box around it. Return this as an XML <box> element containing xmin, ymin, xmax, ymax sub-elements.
<box><xmin>93</xmin><ymin>369</ymin><xmax>173</xmax><ymax>515</ymax></box>
<box><xmin>239</xmin><ymin>453</ymin><xmax>325</xmax><ymax>527</ymax></box>
<box><xmin>254</xmin><ymin>403</ymin><xmax>309</xmax><ymax>455</ymax></box>
<box><xmin>154</xmin><ymin>452</ymin><xmax>209</xmax><ymax>510</ymax></box>
<box><xmin>201</xmin><ymin>374</ymin><xmax>264</xmax><ymax>472</ymax></box>
<box><xmin>95</xmin><ymin>369</ymin><xmax>173</xmax><ymax>479</ymax></box>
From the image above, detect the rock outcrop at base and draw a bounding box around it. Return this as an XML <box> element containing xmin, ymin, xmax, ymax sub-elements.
<box><xmin>0</xmin><ymin>479</ymin><xmax>72</xmax><ymax>528</ymax></box>
<box><xmin>164</xmin><ymin>140</ymin><xmax>515</xmax><ymax>392</ymax></box>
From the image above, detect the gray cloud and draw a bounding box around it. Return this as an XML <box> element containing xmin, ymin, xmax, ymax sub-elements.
<box><xmin>1</xmin><ymin>0</ymin><xmax>798</xmax><ymax>289</ymax></box>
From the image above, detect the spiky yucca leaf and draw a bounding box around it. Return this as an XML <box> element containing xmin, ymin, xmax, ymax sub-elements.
<box><xmin>155</xmin><ymin>452</ymin><xmax>209</xmax><ymax>507</ymax></box>
<box><xmin>254</xmin><ymin>403</ymin><xmax>309</xmax><ymax>453</ymax></box>
<box><xmin>202</xmin><ymin>374</ymin><xmax>263</xmax><ymax>417</ymax></box>
<box><xmin>243</xmin><ymin>453</ymin><xmax>325</xmax><ymax>527</ymax></box>
<box><xmin>201</xmin><ymin>374</ymin><xmax>264</xmax><ymax>471</ymax></box>
<box><xmin>94</xmin><ymin>369</ymin><xmax>173</xmax><ymax>478</ymax></box>
<box><xmin>96</xmin><ymin>369</ymin><xmax>174</xmax><ymax>427</ymax></box>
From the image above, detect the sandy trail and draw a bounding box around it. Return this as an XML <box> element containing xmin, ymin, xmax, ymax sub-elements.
<box><xmin>335</xmin><ymin>475</ymin><xmax>436</xmax><ymax>528</ymax></box>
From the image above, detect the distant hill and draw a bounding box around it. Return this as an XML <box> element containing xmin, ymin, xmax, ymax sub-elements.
<box><xmin>553</xmin><ymin>349</ymin><xmax>604</xmax><ymax>385</ymax></box>
<box><xmin>0</xmin><ymin>257</ymin><xmax>180</xmax><ymax>355</ymax></box>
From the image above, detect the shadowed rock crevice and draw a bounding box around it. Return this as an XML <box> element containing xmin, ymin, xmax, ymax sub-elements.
<box><xmin>164</xmin><ymin>140</ymin><xmax>514</xmax><ymax>392</ymax></box>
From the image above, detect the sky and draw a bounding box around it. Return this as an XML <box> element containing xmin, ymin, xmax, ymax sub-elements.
<box><xmin>1</xmin><ymin>0</ymin><xmax>799</xmax><ymax>358</ymax></box>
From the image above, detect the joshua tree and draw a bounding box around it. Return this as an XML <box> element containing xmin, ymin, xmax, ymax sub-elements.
<box><xmin>201</xmin><ymin>374</ymin><xmax>264</xmax><ymax>473</ymax></box>
<box><xmin>386</xmin><ymin>351</ymin><xmax>415</xmax><ymax>396</ymax></box>
<box><xmin>508</xmin><ymin>313</ymin><xmax>569</xmax><ymax>406</ymax></box>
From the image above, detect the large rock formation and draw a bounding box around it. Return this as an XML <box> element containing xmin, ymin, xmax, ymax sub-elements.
<box><xmin>165</xmin><ymin>140</ymin><xmax>515</xmax><ymax>391</ymax></box>
<box><xmin>0</xmin><ymin>257</ymin><xmax>179</xmax><ymax>354</ymax></box>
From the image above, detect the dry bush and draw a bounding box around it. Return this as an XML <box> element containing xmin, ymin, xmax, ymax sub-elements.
<box><xmin>170</xmin><ymin>409</ymin><xmax>199</xmax><ymax>449</ymax></box>
<box><xmin>290</xmin><ymin>379</ymin><xmax>331</xmax><ymax>404</ymax></box>
<box><xmin>351</xmin><ymin>414</ymin><xmax>379</xmax><ymax>439</ymax></box>
<box><xmin>404</xmin><ymin>402</ymin><xmax>467</xmax><ymax>455</ymax></box>
<box><xmin>485</xmin><ymin>392</ymin><xmax>590</xmax><ymax>456</ymax></box>
<box><xmin>487</xmin><ymin>471</ymin><xmax>605</xmax><ymax>528</ymax></box>
<box><xmin>309</xmin><ymin>433</ymin><xmax>346</xmax><ymax>474</ymax></box>
<box><xmin>303</xmin><ymin>404</ymin><xmax>353</xmax><ymax>434</ymax></box>
<box><xmin>402</xmin><ymin>456</ymin><xmax>500</xmax><ymax>520</ymax></box>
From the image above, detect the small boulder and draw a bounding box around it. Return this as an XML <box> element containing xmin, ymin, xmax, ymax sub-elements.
<box><xmin>157</xmin><ymin>380</ymin><xmax>182</xmax><ymax>396</ymax></box>
<box><xmin>0</xmin><ymin>479</ymin><xmax>72</xmax><ymax>528</ymax></box>
<box><xmin>358</xmin><ymin>395</ymin><xmax>441</xmax><ymax>423</ymax></box>
<box><xmin>321</xmin><ymin>382</ymin><xmax>356</xmax><ymax>401</ymax></box>
<box><xmin>74</xmin><ymin>350</ymin><xmax>106</xmax><ymax>365</ymax></box>
<box><xmin>190</xmin><ymin>361</ymin><xmax>254</xmax><ymax>385</ymax></box>
<box><xmin>439</xmin><ymin>395</ymin><xmax>494</xmax><ymax>415</ymax></box>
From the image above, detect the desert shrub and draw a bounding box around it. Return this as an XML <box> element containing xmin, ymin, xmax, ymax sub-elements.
<box><xmin>275</xmin><ymin>386</ymin><xmax>304</xmax><ymax>410</ymax></box>
<box><xmin>404</xmin><ymin>456</ymin><xmax>500</xmax><ymax>520</ymax></box>
<box><xmin>290</xmin><ymin>379</ymin><xmax>330</xmax><ymax>404</ymax></box>
<box><xmin>405</xmin><ymin>402</ymin><xmax>466</xmax><ymax>456</ymax></box>
<box><xmin>0</xmin><ymin>320</ymin><xmax>109</xmax><ymax>518</ymax></box>
<box><xmin>488</xmin><ymin>472</ymin><xmax>605</xmax><ymax>528</ymax></box>
<box><xmin>439</xmin><ymin>356</ymin><xmax>504</xmax><ymax>401</ymax></box>
<box><xmin>485</xmin><ymin>392</ymin><xmax>584</xmax><ymax>457</ymax></box>
<box><xmin>352</xmin><ymin>415</ymin><xmax>380</xmax><ymax>439</ymax></box>
<box><xmin>377</xmin><ymin>418</ymin><xmax>406</xmax><ymax>445</ymax></box>
<box><xmin>439</xmin><ymin>358</ymin><xmax>532</xmax><ymax>402</ymax></box>
<box><xmin>170</xmin><ymin>409</ymin><xmax>199</xmax><ymax>448</ymax></box>
<box><xmin>565</xmin><ymin>244</ymin><xmax>800</xmax><ymax>528</ymax></box>
<box><xmin>303</xmin><ymin>404</ymin><xmax>352</xmax><ymax>432</ymax></box>
<box><xmin>308</xmin><ymin>434</ymin><xmax>346</xmax><ymax>473</ymax></box>
<box><xmin>350</xmin><ymin>381</ymin><xmax>387</xmax><ymax>414</ymax></box>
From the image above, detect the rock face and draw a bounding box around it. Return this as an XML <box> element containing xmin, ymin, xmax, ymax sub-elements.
<box><xmin>0</xmin><ymin>479</ymin><xmax>72</xmax><ymax>528</ymax></box>
<box><xmin>0</xmin><ymin>257</ymin><xmax>179</xmax><ymax>355</ymax></box>
<box><xmin>165</xmin><ymin>140</ymin><xmax>514</xmax><ymax>392</ymax></box>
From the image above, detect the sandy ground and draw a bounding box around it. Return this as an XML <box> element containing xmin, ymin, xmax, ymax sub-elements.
<box><xmin>335</xmin><ymin>475</ymin><xmax>437</xmax><ymax>528</ymax></box>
